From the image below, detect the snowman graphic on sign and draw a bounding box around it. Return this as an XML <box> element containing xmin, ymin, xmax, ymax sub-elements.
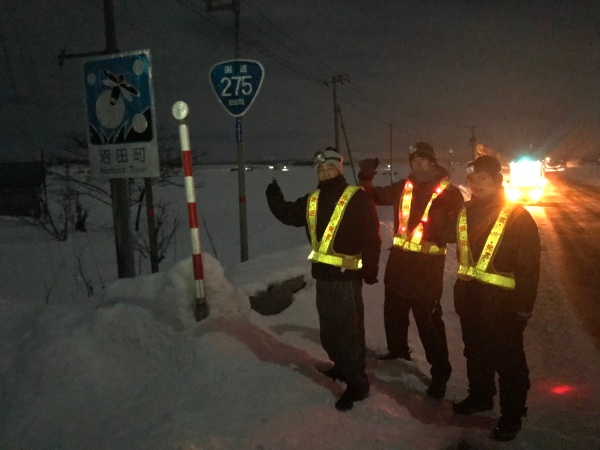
<box><xmin>86</xmin><ymin>57</ymin><xmax>150</xmax><ymax>144</ymax></box>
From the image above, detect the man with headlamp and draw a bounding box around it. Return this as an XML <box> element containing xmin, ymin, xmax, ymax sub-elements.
<box><xmin>452</xmin><ymin>155</ymin><xmax>540</xmax><ymax>442</ymax></box>
<box><xmin>358</xmin><ymin>142</ymin><xmax>464</xmax><ymax>399</ymax></box>
<box><xmin>266</xmin><ymin>146</ymin><xmax>381</xmax><ymax>411</ymax></box>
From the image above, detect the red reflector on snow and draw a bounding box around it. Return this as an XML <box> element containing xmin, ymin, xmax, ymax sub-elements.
<box><xmin>551</xmin><ymin>385</ymin><xmax>573</xmax><ymax>395</ymax></box>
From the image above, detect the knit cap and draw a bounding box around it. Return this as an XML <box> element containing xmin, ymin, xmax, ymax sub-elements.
<box><xmin>409</xmin><ymin>142</ymin><xmax>436</xmax><ymax>164</ymax></box>
<box><xmin>466</xmin><ymin>155</ymin><xmax>503</xmax><ymax>185</ymax></box>
<box><xmin>314</xmin><ymin>147</ymin><xmax>344</xmax><ymax>174</ymax></box>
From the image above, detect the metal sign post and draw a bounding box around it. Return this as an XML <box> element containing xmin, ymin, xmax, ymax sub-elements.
<box><xmin>209</xmin><ymin>59</ymin><xmax>264</xmax><ymax>262</ymax></box>
<box><xmin>83</xmin><ymin>49</ymin><xmax>160</xmax><ymax>278</ymax></box>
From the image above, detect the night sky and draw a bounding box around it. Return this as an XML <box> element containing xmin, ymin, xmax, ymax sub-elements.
<box><xmin>1</xmin><ymin>0</ymin><xmax>599</xmax><ymax>163</ymax></box>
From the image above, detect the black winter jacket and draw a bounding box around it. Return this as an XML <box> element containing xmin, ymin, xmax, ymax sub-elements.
<box><xmin>453</xmin><ymin>191</ymin><xmax>541</xmax><ymax>316</ymax></box>
<box><xmin>267</xmin><ymin>175</ymin><xmax>381</xmax><ymax>281</ymax></box>
<box><xmin>361</xmin><ymin>166</ymin><xmax>464</xmax><ymax>299</ymax></box>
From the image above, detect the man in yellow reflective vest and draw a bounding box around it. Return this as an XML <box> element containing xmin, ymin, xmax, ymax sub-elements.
<box><xmin>358</xmin><ymin>142</ymin><xmax>464</xmax><ymax>399</ymax></box>
<box><xmin>266</xmin><ymin>147</ymin><xmax>381</xmax><ymax>411</ymax></box>
<box><xmin>451</xmin><ymin>155</ymin><xmax>541</xmax><ymax>442</ymax></box>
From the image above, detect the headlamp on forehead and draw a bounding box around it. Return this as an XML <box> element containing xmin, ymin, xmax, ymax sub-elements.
<box><xmin>313</xmin><ymin>151</ymin><xmax>327</xmax><ymax>164</ymax></box>
<box><xmin>408</xmin><ymin>142</ymin><xmax>436</xmax><ymax>164</ymax></box>
<box><xmin>313</xmin><ymin>150</ymin><xmax>342</xmax><ymax>165</ymax></box>
<box><xmin>466</xmin><ymin>163</ymin><xmax>476</xmax><ymax>175</ymax></box>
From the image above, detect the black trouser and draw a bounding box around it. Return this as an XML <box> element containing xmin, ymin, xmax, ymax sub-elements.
<box><xmin>384</xmin><ymin>286</ymin><xmax>451</xmax><ymax>380</ymax></box>
<box><xmin>316</xmin><ymin>279</ymin><xmax>368</xmax><ymax>392</ymax></box>
<box><xmin>456</xmin><ymin>288</ymin><xmax>530</xmax><ymax>418</ymax></box>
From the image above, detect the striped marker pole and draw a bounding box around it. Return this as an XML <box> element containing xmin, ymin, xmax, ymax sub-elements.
<box><xmin>172</xmin><ymin>101</ymin><xmax>208</xmax><ymax>321</ymax></box>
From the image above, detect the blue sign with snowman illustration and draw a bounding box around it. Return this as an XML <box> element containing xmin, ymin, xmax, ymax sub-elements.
<box><xmin>209</xmin><ymin>60</ymin><xmax>264</xmax><ymax>117</ymax></box>
<box><xmin>83</xmin><ymin>49</ymin><xmax>159</xmax><ymax>178</ymax></box>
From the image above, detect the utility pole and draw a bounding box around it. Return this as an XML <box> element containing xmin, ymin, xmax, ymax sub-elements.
<box><xmin>468</xmin><ymin>125</ymin><xmax>477</xmax><ymax>161</ymax></box>
<box><xmin>206</xmin><ymin>0</ymin><xmax>249</xmax><ymax>262</ymax></box>
<box><xmin>321</xmin><ymin>74</ymin><xmax>349</xmax><ymax>151</ymax></box>
<box><xmin>59</xmin><ymin>0</ymin><xmax>135</xmax><ymax>278</ymax></box>
<box><xmin>103</xmin><ymin>0</ymin><xmax>136</xmax><ymax>278</ymax></box>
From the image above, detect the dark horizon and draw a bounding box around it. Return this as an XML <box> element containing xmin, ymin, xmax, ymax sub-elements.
<box><xmin>1</xmin><ymin>0</ymin><xmax>599</xmax><ymax>164</ymax></box>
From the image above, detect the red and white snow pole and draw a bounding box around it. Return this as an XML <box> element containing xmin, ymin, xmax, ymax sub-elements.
<box><xmin>172</xmin><ymin>101</ymin><xmax>208</xmax><ymax>321</ymax></box>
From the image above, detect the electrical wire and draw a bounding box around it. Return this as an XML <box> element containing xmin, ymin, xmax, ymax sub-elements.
<box><xmin>240</xmin><ymin>0</ymin><xmax>334</xmax><ymax>75</ymax></box>
<box><xmin>239</xmin><ymin>1</ymin><xmax>444</xmax><ymax>133</ymax></box>
<box><xmin>173</xmin><ymin>0</ymin><xmax>448</xmax><ymax>147</ymax></box>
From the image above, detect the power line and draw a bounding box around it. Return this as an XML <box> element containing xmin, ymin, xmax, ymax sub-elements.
<box><xmin>240</xmin><ymin>0</ymin><xmax>334</xmax><ymax>74</ymax></box>
<box><xmin>173</xmin><ymin>0</ymin><xmax>439</xmax><ymax>143</ymax></box>
<box><xmin>224</xmin><ymin>2</ymin><xmax>452</xmax><ymax>145</ymax></box>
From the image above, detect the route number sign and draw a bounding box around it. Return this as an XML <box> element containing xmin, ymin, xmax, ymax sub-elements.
<box><xmin>209</xmin><ymin>60</ymin><xmax>264</xmax><ymax>117</ymax></box>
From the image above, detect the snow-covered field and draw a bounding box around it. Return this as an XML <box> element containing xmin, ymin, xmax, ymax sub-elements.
<box><xmin>1</xmin><ymin>163</ymin><xmax>599</xmax><ymax>449</ymax></box>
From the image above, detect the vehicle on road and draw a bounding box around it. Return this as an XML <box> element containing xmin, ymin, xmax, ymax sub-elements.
<box><xmin>505</xmin><ymin>158</ymin><xmax>547</xmax><ymax>203</ymax></box>
<box><xmin>543</xmin><ymin>156</ymin><xmax>566</xmax><ymax>173</ymax></box>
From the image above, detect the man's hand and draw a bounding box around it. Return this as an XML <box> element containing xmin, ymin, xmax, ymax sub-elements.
<box><xmin>266</xmin><ymin>179</ymin><xmax>281</xmax><ymax>197</ymax></box>
<box><xmin>359</xmin><ymin>158</ymin><xmax>379</xmax><ymax>172</ymax></box>
<box><xmin>358</xmin><ymin>157</ymin><xmax>379</xmax><ymax>181</ymax></box>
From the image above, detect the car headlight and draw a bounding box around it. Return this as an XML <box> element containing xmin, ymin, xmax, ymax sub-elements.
<box><xmin>506</xmin><ymin>188</ymin><xmax>522</xmax><ymax>202</ymax></box>
<box><xmin>528</xmin><ymin>188</ymin><xmax>544</xmax><ymax>202</ymax></box>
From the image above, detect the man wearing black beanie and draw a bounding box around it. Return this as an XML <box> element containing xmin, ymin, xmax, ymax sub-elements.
<box><xmin>452</xmin><ymin>155</ymin><xmax>540</xmax><ymax>442</ymax></box>
<box><xmin>358</xmin><ymin>142</ymin><xmax>464</xmax><ymax>399</ymax></box>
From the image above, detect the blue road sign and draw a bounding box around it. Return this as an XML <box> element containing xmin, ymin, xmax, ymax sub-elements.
<box><xmin>83</xmin><ymin>49</ymin><xmax>159</xmax><ymax>178</ymax></box>
<box><xmin>209</xmin><ymin>60</ymin><xmax>264</xmax><ymax>117</ymax></box>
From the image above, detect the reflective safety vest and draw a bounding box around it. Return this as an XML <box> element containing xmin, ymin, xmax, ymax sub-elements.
<box><xmin>392</xmin><ymin>179</ymin><xmax>450</xmax><ymax>255</ymax></box>
<box><xmin>457</xmin><ymin>203</ymin><xmax>516</xmax><ymax>289</ymax></box>
<box><xmin>306</xmin><ymin>185</ymin><xmax>363</xmax><ymax>270</ymax></box>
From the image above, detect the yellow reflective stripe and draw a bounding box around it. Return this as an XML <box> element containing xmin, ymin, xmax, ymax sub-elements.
<box><xmin>399</xmin><ymin>182</ymin><xmax>413</xmax><ymax>236</ymax></box>
<box><xmin>475</xmin><ymin>204</ymin><xmax>511</xmax><ymax>272</ymax></box>
<box><xmin>306</xmin><ymin>186</ymin><xmax>363</xmax><ymax>270</ymax></box>
<box><xmin>307</xmin><ymin>250</ymin><xmax>363</xmax><ymax>270</ymax></box>
<box><xmin>307</xmin><ymin>191</ymin><xmax>320</xmax><ymax>249</ymax></box>
<box><xmin>421</xmin><ymin>179</ymin><xmax>450</xmax><ymax>225</ymax></box>
<box><xmin>317</xmin><ymin>186</ymin><xmax>359</xmax><ymax>254</ymax></box>
<box><xmin>457</xmin><ymin>207</ymin><xmax>469</xmax><ymax>266</ymax></box>
<box><xmin>392</xmin><ymin>235</ymin><xmax>447</xmax><ymax>255</ymax></box>
<box><xmin>457</xmin><ymin>265</ymin><xmax>516</xmax><ymax>289</ymax></box>
<box><xmin>394</xmin><ymin>179</ymin><xmax>450</xmax><ymax>253</ymax></box>
<box><xmin>457</xmin><ymin>203</ymin><xmax>516</xmax><ymax>289</ymax></box>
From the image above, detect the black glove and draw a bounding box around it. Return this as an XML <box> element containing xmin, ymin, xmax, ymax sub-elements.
<box><xmin>358</xmin><ymin>157</ymin><xmax>379</xmax><ymax>181</ymax></box>
<box><xmin>364</xmin><ymin>276</ymin><xmax>378</xmax><ymax>285</ymax></box>
<box><xmin>359</xmin><ymin>158</ymin><xmax>380</xmax><ymax>172</ymax></box>
<box><xmin>266</xmin><ymin>179</ymin><xmax>281</xmax><ymax>197</ymax></box>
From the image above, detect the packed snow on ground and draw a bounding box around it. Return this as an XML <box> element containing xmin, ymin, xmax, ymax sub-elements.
<box><xmin>1</xmin><ymin>164</ymin><xmax>599</xmax><ymax>449</ymax></box>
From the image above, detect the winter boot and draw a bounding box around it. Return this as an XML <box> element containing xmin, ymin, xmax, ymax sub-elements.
<box><xmin>452</xmin><ymin>395</ymin><xmax>494</xmax><ymax>414</ymax></box>
<box><xmin>492</xmin><ymin>415</ymin><xmax>522</xmax><ymax>441</ymax></box>
<box><xmin>335</xmin><ymin>386</ymin><xmax>369</xmax><ymax>411</ymax></box>
<box><xmin>377</xmin><ymin>351</ymin><xmax>411</xmax><ymax>361</ymax></box>
<box><xmin>318</xmin><ymin>366</ymin><xmax>345</xmax><ymax>382</ymax></box>
<box><xmin>426</xmin><ymin>377</ymin><xmax>448</xmax><ymax>399</ymax></box>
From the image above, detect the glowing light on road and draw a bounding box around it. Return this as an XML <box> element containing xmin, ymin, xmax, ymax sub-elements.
<box><xmin>551</xmin><ymin>384</ymin><xmax>574</xmax><ymax>395</ymax></box>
